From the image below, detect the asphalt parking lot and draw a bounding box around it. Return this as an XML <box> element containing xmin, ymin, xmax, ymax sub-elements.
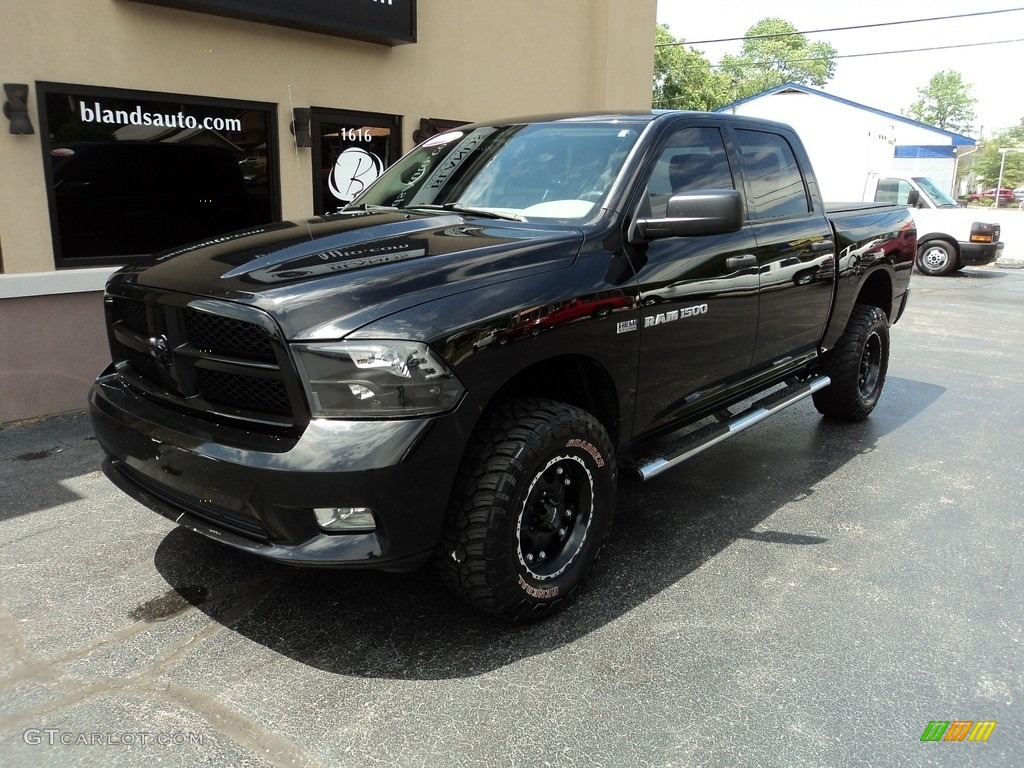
<box><xmin>1</xmin><ymin>268</ymin><xmax>1022</xmax><ymax>767</ymax></box>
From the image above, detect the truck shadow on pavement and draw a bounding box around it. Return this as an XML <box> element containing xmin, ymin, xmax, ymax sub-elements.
<box><xmin>152</xmin><ymin>375</ymin><xmax>944</xmax><ymax>680</ymax></box>
<box><xmin>0</xmin><ymin>412</ymin><xmax>101</xmax><ymax>521</ymax></box>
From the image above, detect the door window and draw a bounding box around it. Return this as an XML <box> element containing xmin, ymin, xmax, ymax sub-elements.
<box><xmin>874</xmin><ymin>178</ymin><xmax>914</xmax><ymax>205</ymax></box>
<box><xmin>643</xmin><ymin>126</ymin><xmax>735</xmax><ymax>218</ymax></box>
<box><xmin>735</xmin><ymin>129</ymin><xmax>810</xmax><ymax>220</ymax></box>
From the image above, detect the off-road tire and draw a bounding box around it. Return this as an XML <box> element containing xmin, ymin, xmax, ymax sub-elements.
<box><xmin>813</xmin><ymin>305</ymin><xmax>889</xmax><ymax>422</ymax></box>
<box><xmin>436</xmin><ymin>398</ymin><xmax>617</xmax><ymax>623</ymax></box>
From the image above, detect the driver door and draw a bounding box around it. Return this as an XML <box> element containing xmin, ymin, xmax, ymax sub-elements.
<box><xmin>630</xmin><ymin>123</ymin><xmax>760</xmax><ymax>435</ymax></box>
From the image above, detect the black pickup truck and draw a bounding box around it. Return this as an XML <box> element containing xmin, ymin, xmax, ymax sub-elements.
<box><xmin>90</xmin><ymin>112</ymin><xmax>915</xmax><ymax>622</ymax></box>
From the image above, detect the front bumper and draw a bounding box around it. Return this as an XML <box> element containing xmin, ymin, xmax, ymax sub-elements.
<box><xmin>89</xmin><ymin>367</ymin><xmax>478</xmax><ymax>570</ymax></box>
<box><xmin>959</xmin><ymin>240</ymin><xmax>1004</xmax><ymax>266</ymax></box>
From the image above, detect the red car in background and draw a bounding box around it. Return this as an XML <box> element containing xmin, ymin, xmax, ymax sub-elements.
<box><xmin>965</xmin><ymin>188</ymin><xmax>1015</xmax><ymax>204</ymax></box>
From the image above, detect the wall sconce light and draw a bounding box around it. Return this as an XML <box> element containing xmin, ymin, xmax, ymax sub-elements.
<box><xmin>3</xmin><ymin>83</ymin><xmax>35</xmax><ymax>135</ymax></box>
<box><xmin>291</xmin><ymin>107</ymin><xmax>311</xmax><ymax>148</ymax></box>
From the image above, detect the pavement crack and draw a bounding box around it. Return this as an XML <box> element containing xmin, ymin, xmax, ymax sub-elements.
<box><xmin>0</xmin><ymin>573</ymin><xmax>320</xmax><ymax>768</ymax></box>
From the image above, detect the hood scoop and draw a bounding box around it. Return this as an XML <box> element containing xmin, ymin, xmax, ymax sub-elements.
<box><xmin>221</xmin><ymin>214</ymin><xmax>464</xmax><ymax>282</ymax></box>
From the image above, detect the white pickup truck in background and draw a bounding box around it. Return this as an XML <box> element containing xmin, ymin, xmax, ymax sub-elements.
<box><xmin>865</xmin><ymin>173</ymin><xmax>1003</xmax><ymax>276</ymax></box>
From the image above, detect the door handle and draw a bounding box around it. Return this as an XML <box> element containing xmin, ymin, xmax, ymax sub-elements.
<box><xmin>726</xmin><ymin>254</ymin><xmax>758</xmax><ymax>270</ymax></box>
<box><xmin>808</xmin><ymin>240</ymin><xmax>835</xmax><ymax>254</ymax></box>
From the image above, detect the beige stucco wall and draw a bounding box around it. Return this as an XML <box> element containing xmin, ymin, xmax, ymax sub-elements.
<box><xmin>0</xmin><ymin>0</ymin><xmax>656</xmax><ymax>422</ymax></box>
<box><xmin>0</xmin><ymin>0</ymin><xmax>656</xmax><ymax>275</ymax></box>
<box><xmin>0</xmin><ymin>292</ymin><xmax>110</xmax><ymax>421</ymax></box>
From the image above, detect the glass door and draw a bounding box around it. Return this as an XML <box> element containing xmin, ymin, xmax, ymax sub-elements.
<box><xmin>311</xmin><ymin>108</ymin><xmax>401</xmax><ymax>214</ymax></box>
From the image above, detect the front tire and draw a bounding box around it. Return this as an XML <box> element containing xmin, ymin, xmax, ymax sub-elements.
<box><xmin>916</xmin><ymin>240</ymin><xmax>958</xmax><ymax>276</ymax></box>
<box><xmin>437</xmin><ymin>398</ymin><xmax>617</xmax><ymax>623</ymax></box>
<box><xmin>813</xmin><ymin>306</ymin><xmax>890</xmax><ymax>421</ymax></box>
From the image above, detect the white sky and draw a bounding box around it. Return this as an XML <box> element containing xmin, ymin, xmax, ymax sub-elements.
<box><xmin>656</xmin><ymin>1</ymin><xmax>1024</xmax><ymax>137</ymax></box>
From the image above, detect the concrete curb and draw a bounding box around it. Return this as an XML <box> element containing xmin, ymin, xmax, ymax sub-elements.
<box><xmin>996</xmin><ymin>254</ymin><xmax>1024</xmax><ymax>269</ymax></box>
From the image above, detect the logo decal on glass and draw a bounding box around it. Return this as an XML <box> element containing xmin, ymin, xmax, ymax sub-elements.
<box><xmin>328</xmin><ymin>147</ymin><xmax>384</xmax><ymax>203</ymax></box>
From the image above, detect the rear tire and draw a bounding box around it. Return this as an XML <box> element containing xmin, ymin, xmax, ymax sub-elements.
<box><xmin>813</xmin><ymin>306</ymin><xmax>889</xmax><ymax>422</ymax></box>
<box><xmin>436</xmin><ymin>398</ymin><xmax>617</xmax><ymax>623</ymax></box>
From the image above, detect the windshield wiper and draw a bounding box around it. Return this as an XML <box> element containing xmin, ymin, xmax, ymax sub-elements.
<box><xmin>344</xmin><ymin>204</ymin><xmax>400</xmax><ymax>213</ymax></box>
<box><xmin>408</xmin><ymin>203</ymin><xmax>526</xmax><ymax>222</ymax></box>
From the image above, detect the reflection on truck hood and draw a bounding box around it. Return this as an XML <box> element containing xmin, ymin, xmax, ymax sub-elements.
<box><xmin>108</xmin><ymin>210</ymin><xmax>585</xmax><ymax>339</ymax></box>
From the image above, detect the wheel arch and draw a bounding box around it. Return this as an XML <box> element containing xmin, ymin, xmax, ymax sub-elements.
<box><xmin>853</xmin><ymin>267</ymin><xmax>894</xmax><ymax>321</ymax></box>
<box><xmin>482</xmin><ymin>354</ymin><xmax>622</xmax><ymax>447</ymax></box>
<box><xmin>916</xmin><ymin>232</ymin><xmax>960</xmax><ymax>257</ymax></box>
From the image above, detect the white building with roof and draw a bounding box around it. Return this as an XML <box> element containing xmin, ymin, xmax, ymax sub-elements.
<box><xmin>718</xmin><ymin>83</ymin><xmax>975</xmax><ymax>201</ymax></box>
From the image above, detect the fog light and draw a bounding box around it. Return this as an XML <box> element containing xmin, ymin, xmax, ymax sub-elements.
<box><xmin>314</xmin><ymin>507</ymin><xmax>376</xmax><ymax>532</ymax></box>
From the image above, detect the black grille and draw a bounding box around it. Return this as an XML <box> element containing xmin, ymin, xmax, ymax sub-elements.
<box><xmin>196</xmin><ymin>368</ymin><xmax>291</xmax><ymax>414</ymax></box>
<box><xmin>107</xmin><ymin>292</ymin><xmax>297</xmax><ymax>426</ymax></box>
<box><xmin>112</xmin><ymin>297</ymin><xmax>149</xmax><ymax>335</ymax></box>
<box><xmin>185</xmin><ymin>309</ymin><xmax>276</xmax><ymax>361</ymax></box>
<box><xmin>124</xmin><ymin>347</ymin><xmax>163</xmax><ymax>386</ymax></box>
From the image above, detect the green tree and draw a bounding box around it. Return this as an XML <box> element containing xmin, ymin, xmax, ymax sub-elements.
<box><xmin>718</xmin><ymin>18</ymin><xmax>837</xmax><ymax>100</ymax></box>
<box><xmin>652</xmin><ymin>24</ymin><xmax>733</xmax><ymax>111</ymax></box>
<box><xmin>971</xmin><ymin>120</ymin><xmax>1024</xmax><ymax>191</ymax></box>
<box><xmin>904</xmin><ymin>71</ymin><xmax>977</xmax><ymax>135</ymax></box>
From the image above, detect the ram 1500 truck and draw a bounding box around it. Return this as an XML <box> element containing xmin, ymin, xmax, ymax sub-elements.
<box><xmin>90</xmin><ymin>112</ymin><xmax>915</xmax><ymax>622</ymax></box>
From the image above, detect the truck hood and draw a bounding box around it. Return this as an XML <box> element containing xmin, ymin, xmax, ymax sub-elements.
<box><xmin>108</xmin><ymin>210</ymin><xmax>585</xmax><ymax>339</ymax></box>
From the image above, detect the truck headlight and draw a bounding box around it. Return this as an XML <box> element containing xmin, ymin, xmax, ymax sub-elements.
<box><xmin>969</xmin><ymin>222</ymin><xmax>998</xmax><ymax>243</ymax></box>
<box><xmin>292</xmin><ymin>340</ymin><xmax>464</xmax><ymax>418</ymax></box>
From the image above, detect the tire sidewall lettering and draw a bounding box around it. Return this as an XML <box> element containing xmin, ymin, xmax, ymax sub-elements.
<box><xmin>517</xmin><ymin>574</ymin><xmax>559</xmax><ymax>600</ymax></box>
<box><xmin>565</xmin><ymin>438</ymin><xmax>605</xmax><ymax>467</ymax></box>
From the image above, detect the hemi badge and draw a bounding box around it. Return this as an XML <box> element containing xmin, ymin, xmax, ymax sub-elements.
<box><xmin>616</xmin><ymin>319</ymin><xmax>637</xmax><ymax>334</ymax></box>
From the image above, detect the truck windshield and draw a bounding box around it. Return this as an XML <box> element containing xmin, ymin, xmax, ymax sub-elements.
<box><xmin>912</xmin><ymin>177</ymin><xmax>960</xmax><ymax>208</ymax></box>
<box><xmin>348</xmin><ymin>121</ymin><xmax>643</xmax><ymax>222</ymax></box>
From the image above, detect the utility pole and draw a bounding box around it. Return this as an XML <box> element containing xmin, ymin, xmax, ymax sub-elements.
<box><xmin>997</xmin><ymin>149</ymin><xmax>1008</xmax><ymax>209</ymax></box>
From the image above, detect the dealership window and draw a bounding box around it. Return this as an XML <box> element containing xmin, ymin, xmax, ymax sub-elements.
<box><xmin>37</xmin><ymin>83</ymin><xmax>280</xmax><ymax>268</ymax></box>
<box><xmin>311</xmin><ymin>108</ymin><xmax>401</xmax><ymax>215</ymax></box>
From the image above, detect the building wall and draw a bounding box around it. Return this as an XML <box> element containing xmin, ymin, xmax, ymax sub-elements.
<box><xmin>0</xmin><ymin>0</ymin><xmax>657</xmax><ymax>423</ymax></box>
<box><xmin>0</xmin><ymin>291</ymin><xmax>110</xmax><ymax>420</ymax></box>
<box><xmin>891</xmin><ymin>157</ymin><xmax>956</xmax><ymax>196</ymax></box>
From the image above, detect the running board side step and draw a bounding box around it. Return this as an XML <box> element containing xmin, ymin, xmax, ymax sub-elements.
<box><xmin>629</xmin><ymin>375</ymin><xmax>831</xmax><ymax>481</ymax></box>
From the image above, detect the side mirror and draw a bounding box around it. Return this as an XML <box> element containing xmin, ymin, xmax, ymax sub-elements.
<box><xmin>907</xmin><ymin>189</ymin><xmax>921</xmax><ymax>208</ymax></box>
<box><xmin>635</xmin><ymin>189</ymin><xmax>744</xmax><ymax>241</ymax></box>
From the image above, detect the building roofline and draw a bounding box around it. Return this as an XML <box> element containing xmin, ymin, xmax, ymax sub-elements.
<box><xmin>717</xmin><ymin>83</ymin><xmax>977</xmax><ymax>146</ymax></box>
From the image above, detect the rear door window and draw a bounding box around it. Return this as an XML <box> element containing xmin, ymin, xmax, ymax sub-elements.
<box><xmin>735</xmin><ymin>129</ymin><xmax>810</xmax><ymax>220</ymax></box>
